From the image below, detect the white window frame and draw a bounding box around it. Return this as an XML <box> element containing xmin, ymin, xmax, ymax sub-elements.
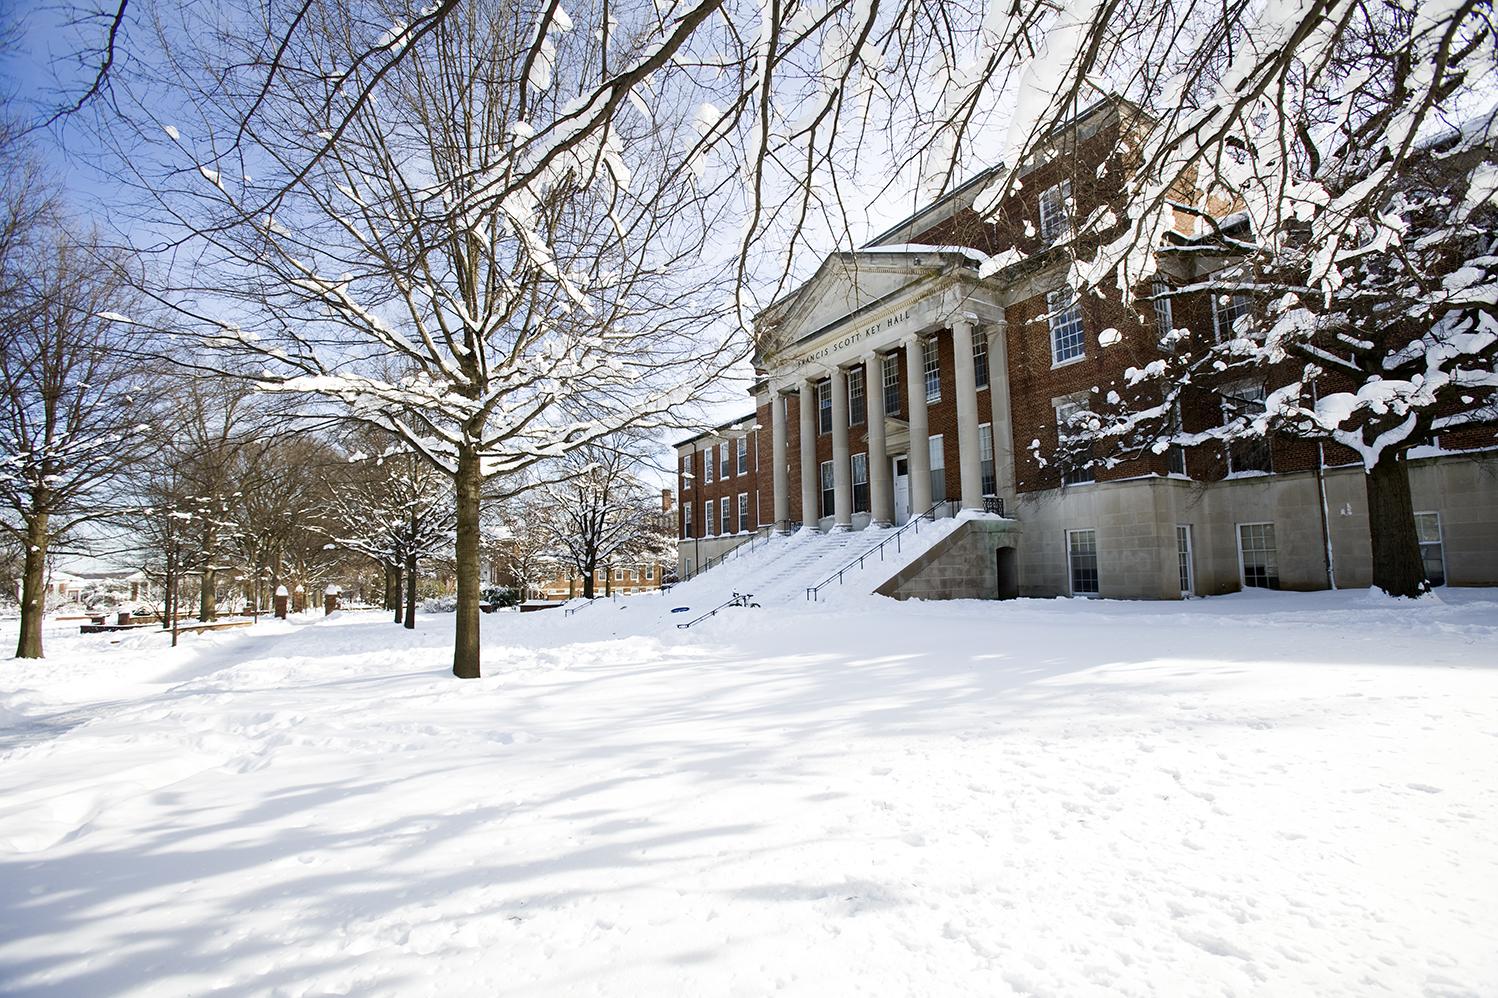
<box><xmin>703</xmin><ymin>500</ymin><xmax>714</xmax><ymax>536</ymax></box>
<box><xmin>1415</xmin><ymin>511</ymin><xmax>1446</xmax><ymax>586</ymax></box>
<box><xmin>1236</xmin><ymin>522</ymin><xmax>1279</xmax><ymax>590</ymax></box>
<box><xmin>817</xmin><ymin>380</ymin><xmax>833</xmax><ymax>435</ymax></box>
<box><xmin>1151</xmin><ymin>278</ymin><xmax>1174</xmax><ymax>338</ymax></box>
<box><xmin>738</xmin><ymin>491</ymin><xmax>749</xmax><ymax>533</ymax></box>
<box><xmin>682</xmin><ymin>454</ymin><xmax>692</xmax><ymax>490</ymax></box>
<box><xmin>923</xmin><ymin>338</ymin><xmax>941</xmax><ymax>403</ymax></box>
<box><xmin>683</xmin><ymin>502</ymin><xmax>692</xmax><ymax>539</ymax></box>
<box><xmin>1039</xmin><ymin>180</ymin><xmax>1072</xmax><ymax>245</ymax></box>
<box><xmin>1055</xmin><ymin>399</ymin><xmax>1095</xmax><ymax>486</ymax></box>
<box><xmin>1166</xmin><ymin>400</ymin><xmax>1188</xmax><ymax>477</ymax></box>
<box><xmin>1222</xmin><ymin>382</ymin><xmax>1271</xmax><ymax>475</ymax></box>
<box><xmin>819</xmin><ymin>460</ymin><xmax>835</xmax><ymax>519</ymax></box>
<box><xmin>847</xmin><ymin>366</ymin><xmax>866</xmax><ymax>425</ymax></box>
<box><xmin>736</xmin><ymin>436</ymin><xmax>748</xmax><ymax>475</ymax></box>
<box><xmin>703</xmin><ymin>448</ymin><xmax>713</xmax><ymax>484</ymax></box>
<box><xmin>1047</xmin><ymin>288</ymin><xmax>1086</xmax><ymax>366</ymax></box>
<box><xmin>720</xmin><ymin>496</ymin><xmax>731</xmax><ymax>535</ymax></box>
<box><xmin>1176</xmin><ymin>524</ymin><xmax>1194</xmax><ymax>597</ymax></box>
<box><xmin>973</xmin><ymin>335</ymin><xmax>989</xmax><ymax>389</ymax></box>
<box><xmin>979</xmin><ymin>421</ymin><xmax>996</xmax><ymax>496</ymax></box>
<box><xmin>1066</xmin><ymin>528</ymin><xmax>1099</xmax><ymax>597</ymax></box>
<box><xmin>851</xmin><ymin>452</ymin><xmax>869</xmax><ymax>514</ymax></box>
<box><xmin>720</xmin><ymin>443</ymin><xmax>731</xmax><ymax>480</ymax></box>
<box><xmin>929</xmin><ymin>434</ymin><xmax>946</xmax><ymax>503</ymax></box>
<box><xmin>882</xmin><ymin>353</ymin><xmax>901</xmax><ymax>415</ymax></box>
<box><xmin>1211</xmin><ymin>293</ymin><xmax>1252</xmax><ymax>342</ymax></box>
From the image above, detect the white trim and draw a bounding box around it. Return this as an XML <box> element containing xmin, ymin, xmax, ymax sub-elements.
<box><xmin>1066</xmin><ymin>527</ymin><xmax>1099</xmax><ymax>597</ymax></box>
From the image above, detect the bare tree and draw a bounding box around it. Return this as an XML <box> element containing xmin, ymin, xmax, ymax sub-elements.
<box><xmin>325</xmin><ymin>440</ymin><xmax>456</xmax><ymax>628</ymax></box>
<box><xmin>115</xmin><ymin>0</ymin><xmax>739</xmax><ymax>677</ymax></box>
<box><xmin>0</xmin><ymin>226</ymin><xmax>150</xmax><ymax>658</ymax></box>
<box><xmin>533</xmin><ymin>436</ymin><xmax>660</xmax><ymax>600</ymax></box>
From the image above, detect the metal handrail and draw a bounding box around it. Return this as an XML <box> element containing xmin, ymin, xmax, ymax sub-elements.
<box><xmin>563</xmin><ymin>597</ymin><xmax>598</xmax><ymax>617</ymax></box>
<box><xmin>675</xmin><ymin>591</ymin><xmax>758</xmax><ymax>629</ymax></box>
<box><xmin>805</xmin><ymin>500</ymin><xmax>960</xmax><ymax>601</ymax></box>
<box><xmin>679</xmin><ymin>524</ymin><xmax>778</xmax><ymax>584</ymax></box>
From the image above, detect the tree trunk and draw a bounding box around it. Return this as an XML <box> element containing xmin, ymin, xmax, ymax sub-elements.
<box><xmin>1366</xmin><ymin>452</ymin><xmax>1430</xmax><ymax>599</ymax></box>
<box><xmin>385</xmin><ymin>563</ymin><xmax>400</xmax><ymax>618</ymax></box>
<box><xmin>404</xmin><ymin>549</ymin><xmax>417</xmax><ymax>630</ymax></box>
<box><xmin>199</xmin><ymin>565</ymin><xmax>216</xmax><ymax>622</ymax></box>
<box><xmin>452</xmin><ymin>446</ymin><xmax>482</xmax><ymax>678</ymax></box>
<box><xmin>16</xmin><ymin>513</ymin><xmax>48</xmax><ymax>659</ymax></box>
<box><xmin>581</xmin><ymin>555</ymin><xmax>595</xmax><ymax>599</ymax></box>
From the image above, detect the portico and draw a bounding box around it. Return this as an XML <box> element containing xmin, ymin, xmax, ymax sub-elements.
<box><xmin>754</xmin><ymin>249</ymin><xmax>1013</xmax><ymax>535</ymax></box>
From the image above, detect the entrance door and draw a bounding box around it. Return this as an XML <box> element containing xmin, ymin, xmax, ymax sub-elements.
<box><xmin>892</xmin><ymin>455</ymin><xmax>911</xmax><ymax>524</ymax></box>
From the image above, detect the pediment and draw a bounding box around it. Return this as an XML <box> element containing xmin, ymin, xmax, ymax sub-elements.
<box><xmin>763</xmin><ymin>251</ymin><xmax>942</xmax><ymax>347</ymax></box>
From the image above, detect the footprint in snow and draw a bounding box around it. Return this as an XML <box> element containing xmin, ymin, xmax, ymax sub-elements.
<box><xmin>1407</xmin><ymin>783</ymin><xmax>1443</xmax><ymax>794</ymax></box>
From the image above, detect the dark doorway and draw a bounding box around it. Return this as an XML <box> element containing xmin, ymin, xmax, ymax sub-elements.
<box><xmin>995</xmin><ymin>547</ymin><xmax>1018</xmax><ymax>600</ymax></box>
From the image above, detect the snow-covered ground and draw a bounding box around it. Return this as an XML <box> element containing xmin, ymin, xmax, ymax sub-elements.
<box><xmin>1</xmin><ymin>589</ymin><xmax>1495</xmax><ymax>996</ymax></box>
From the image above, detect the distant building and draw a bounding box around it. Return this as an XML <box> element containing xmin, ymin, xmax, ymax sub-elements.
<box><xmin>675</xmin><ymin>99</ymin><xmax>1497</xmax><ymax>598</ymax></box>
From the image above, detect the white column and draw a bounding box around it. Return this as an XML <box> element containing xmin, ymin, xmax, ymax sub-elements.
<box><xmin>986</xmin><ymin>319</ymin><xmax>1016</xmax><ymax>509</ymax></box>
<box><xmin>865</xmin><ymin>353</ymin><xmax>892</xmax><ymax>527</ymax></box>
<box><xmin>830</xmin><ymin>365</ymin><xmax>852</xmax><ymax>530</ymax></box>
<box><xmin>799</xmin><ymin>377</ymin><xmax>820</xmax><ymax>530</ymax></box>
<box><xmin>952</xmin><ymin>319</ymin><xmax>983</xmax><ymax>510</ymax></box>
<box><xmin>771</xmin><ymin>390</ymin><xmax>790</xmax><ymax>533</ymax></box>
<box><xmin>904</xmin><ymin>335</ymin><xmax>932</xmax><ymax>516</ymax></box>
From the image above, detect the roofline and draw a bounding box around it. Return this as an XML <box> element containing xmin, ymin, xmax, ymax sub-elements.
<box><xmin>861</xmin><ymin>165</ymin><xmax>1006</xmax><ymax>249</ymax></box>
<box><xmin>673</xmin><ymin>411</ymin><xmax>759</xmax><ymax>450</ymax></box>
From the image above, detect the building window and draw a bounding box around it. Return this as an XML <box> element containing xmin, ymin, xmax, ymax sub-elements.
<box><xmin>645</xmin><ymin>564</ymin><xmax>655</xmax><ymax>581</ymax></box>
<box><xmin>720</xmin><ymin>443</ymin><xmax>731</xmax><ymax>479</ymax></box>
<box><xmin>683</xmin><ymin>502</ymin><xmax>692</xmax><ymax>539</ymax></box>
<box><xmin>703</xmin><ymin>500</ymin><xmax>713</xmax><ymax>536</ymax></box>
<box><xmin>1039</xmin><ymin>180</ymin><xmax>1072</xmax><ymax>245</ymax></box>
<box><xmin>1067</xmin><ymin>528</ymin><xmax>1099</xmax><ymax>596</ymax></box>
<box><xmin>1056</xmin><ymin>400</ymin><xmax>1095</xmax><ymax>485</ymax></box>
<box><xmin>703</xmin><ymin>448</ymin><xmax>713</xmax><ymax>484</ymax></box>
<box><xmin>1048</xmin><ymin>288</ymin><xmax>1085</xmax><ymax>364</ymax></box>
<box><xmin>1212</xmin><ymin>293</ymin><xmax>1252</xmax><ymax>342</ymax></box>
<box><xmin>738</xmin><ymin>492</ymin><xmax>749</xmax><ymax>533</ymax></box>
<box><xmin>851</xmin><ymin>453</ymin><xmax>870</xmax><ymax>513</ymax></box>
<box><xmin>1416</xmin><ymin>512</ymin><xmax>1446</xmax><ymax>586</ymax></box>
<box><xmin>923</xmin><ymin>339</ymin><xmax>941</xmax><ymax>403</ymax></box>
<box><xmin>819</xmin><ymin>460</ymin><xmax>835</xmax><ymax>519</ymax></box>
<box><xmin>614</xmin><ymin>567</ymin><xmax>624</xmax><ymax>581</ymax></box>
<box><xmin>682</xmin><ymin>455</ymin><xmax>692</xmax><ymax>490</ymax></box>
<box><xmin>1223</xmin><ymin>383</ymin><xmax>1271</xmax><ymax>474</ymax></box>
<box><xmin>720</xmin><ymin>496</ymin><xmax>731</xmax><ymax>535</ymax></box>
<box><xmin>1167</xmin><ymin>400</ymin><xmax>1187</xmax><ymax>477</ymax></box>
<box><xmin>883</xmin><ymin>354</ymin><xmax>901</xmax><ymax>416</ymax></box>
<box><xmin>848</xmin><ymin>367</ymin><xmax>866</xmax><ymax>425</ymax></box>
<box><xmin>1152</xmin><ymin>278</ymin><xmax>1174</xmax><ymax>337</ymax></box>
<box><xmin>979</xmin><ymin>422</ymin><xmax>996</xmax><ymax>496</ymax></box>
<box><xmin>973</xmin><ymin>335</ymin><xmax>989</xmax><ymax>389</ymax></box>
<box><xmin>736</xmin><ymin>436</ymin><xmax>748</xmax><ymax>475</ymax></box>
<box><xmin>817</xmin><ymin>380</ymin><xmax>832</xmax><ymax>434</ymax></box>
<box><xmin>1237</xmin><ymin>522</ymin><xmax>1279</xmax><ymax>589</ymax></box>
<box><xmin>929</xmin><ymin>434</ymin><xmax>946</xmax><ymax>503</ymax></box>
<box><xmin>1176</xmin><ymin>525</ymin><xmax>1194</xmax><ymax>596</ymax></box>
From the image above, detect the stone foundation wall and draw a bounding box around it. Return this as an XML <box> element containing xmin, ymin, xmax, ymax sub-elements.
<box><xmin>876</xmin><ymin>518</ymin><xmax>1023</xmax><ymax>601</ymax></box>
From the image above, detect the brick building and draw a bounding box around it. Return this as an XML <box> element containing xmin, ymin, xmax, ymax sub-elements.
<box><xmin>675</xmin><ymin>99</ymin><xmax>1498</xmax><ymax>598</ymax></box>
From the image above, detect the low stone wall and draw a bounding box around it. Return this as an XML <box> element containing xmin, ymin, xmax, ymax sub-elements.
<box><xmin>876</xmin><ymin>518</ymin><xmax>1023</xmax><ymax>601</ymax></box>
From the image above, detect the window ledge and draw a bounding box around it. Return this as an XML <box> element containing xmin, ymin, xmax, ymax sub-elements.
<box><xmin>1051</xmin><ymin>354</ymin><xmax>1086</xmax><ymax>370</ymax></box>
